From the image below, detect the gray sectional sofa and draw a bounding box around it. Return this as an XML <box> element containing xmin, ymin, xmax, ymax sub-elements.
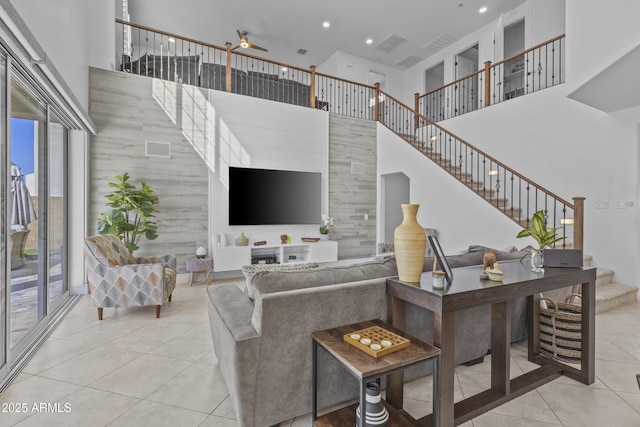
<box><xmin>206</xmin><ymin>245</ymin><xmax>570</xmax><ymax>427</ymax></box>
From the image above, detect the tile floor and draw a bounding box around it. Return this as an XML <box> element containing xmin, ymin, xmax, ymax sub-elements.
<box><xmin>1</xmin><ymin>274</ymin><xmax>640</xmax><ymax>426</ymax></box>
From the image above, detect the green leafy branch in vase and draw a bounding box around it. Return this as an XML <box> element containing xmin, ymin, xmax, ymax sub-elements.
<box><xmin>516</xmin><ymin>210</ymin><xmax>565</xmax><ymax>249</ymax></box>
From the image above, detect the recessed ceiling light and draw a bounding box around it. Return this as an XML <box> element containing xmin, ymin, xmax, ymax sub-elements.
<box><xmin>366</xmin><ymin>38</ymin><xmax>373</xmax><ymax>45</ymax></box>
<box><xmin>323</xmin><ymin>21</ymin><xmax>330</xmax><ymax>28</ymax></box>
<box><xmin>479</xmin><ymin>6</ymin><xmax>488</xmax><ymax>13</ymax></box>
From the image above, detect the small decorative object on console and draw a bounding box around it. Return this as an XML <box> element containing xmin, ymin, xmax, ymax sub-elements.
<box><xmin>343</xmin><ymin>325</ymin><xmax>410</xmax><ymax>358</ymax></box>
<box><xmin>196</xmin><ymin>246</ymin><xmax>207</xmax><ymax>259</ymax></box>
<box><xmin>253</xmin><ymin>240</ymin><xmax>267</xmax><ymax>246</ymax></box>
<box><xmin>235</xmin><ymin>233</ymin><xmax>249</xmax><ymax>246</ymax></box>
<box><xmin>280</xmin><ymin>234</ymin><xmax>288</xmax><ymax>244</ymax></box>
<box><xmin>301</xmin><ymin>237</ymin><xmax>320</xmax><ymax>242</ymax></box>
<box><xmin>486</xmin><ymin>262</ymin><xmax>504</xmax><ymax>282</ymax></box>
<box><xmin>319</xmin><ymin>214</ymin><xmax>333</xmax><ymax>240</ymax></box>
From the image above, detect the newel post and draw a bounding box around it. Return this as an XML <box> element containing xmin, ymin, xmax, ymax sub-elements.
<box><xmin>573</xmin><ymin>197</ymin><xmax>585</xmax><ymax>250</ymax></box>
<box><xmin>484</xmin><ymin>60</ymin><xmax>492</xmax><ymax>107</ymax></box>
<box><xmin>310</xmin><ymin>65</ymin><xmax>317</xmax><ymax>109</ymax></box>
<box><xmin>375</xmin><ymin>83</ymin><xmax>381</xmax><ymax>122</ymax></box>
<box><xmin>414</xmin><ymin>93</ymin><xmax>420</xmax><ymax>132</ymax></box>
<box><xmin>225</xmin><ymin>42</ymin><xmax>232</xmax><ymax>93</ymax></box>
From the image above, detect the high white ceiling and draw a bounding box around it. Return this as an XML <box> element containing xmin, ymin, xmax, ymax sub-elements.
<box><xmin>128</xmin><ymin>0</ymin><xmax>525</xmax><ymax>70</ymax></box>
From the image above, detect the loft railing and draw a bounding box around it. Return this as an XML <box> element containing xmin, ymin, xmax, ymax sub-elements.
<box><xmin>417</xmin><ymin>34</ymin><xmax>565</xmax><ymax>122</ymax></box>
<box><xmin>116</xmin><ymin>19</ymin><xmax>378</xmax><ymax>117</ymax></box>
<box><xmin>115</xmin><ymin>20</ymin><xmax>582</xmax><ymax>247</ymax></box>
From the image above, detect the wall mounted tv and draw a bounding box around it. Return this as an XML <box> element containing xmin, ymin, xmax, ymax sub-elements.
<box><xmin>228</xmin><ymin>167</ymin><xmax>321</xmax><ymax>226</ymax></box>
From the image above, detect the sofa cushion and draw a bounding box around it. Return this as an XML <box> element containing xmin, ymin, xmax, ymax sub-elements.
<box><xmin>242</xmin><ymin>262</ymin><xmax>320</xmax><ymax>299</ymax></box>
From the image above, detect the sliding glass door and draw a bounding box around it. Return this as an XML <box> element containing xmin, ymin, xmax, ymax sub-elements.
<box><xmin>9</xmin><ymin>74</ymin><xmax>47</xmax><ymax>349</ymax></box>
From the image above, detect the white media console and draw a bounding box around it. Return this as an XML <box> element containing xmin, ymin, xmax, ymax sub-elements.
<box><xmin>213</xmin><ymin>240</ymin><xmax>338</xmax><ymax>272</ymax></box>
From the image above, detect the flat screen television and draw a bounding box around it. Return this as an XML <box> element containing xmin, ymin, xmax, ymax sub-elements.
<box><xmin>229</xmin><ymin>166</ymin><xmax>321</xmax><ymax>226</ymax></box>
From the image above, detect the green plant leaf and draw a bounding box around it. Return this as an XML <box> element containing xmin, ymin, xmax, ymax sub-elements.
<box><xmin>97</xmin><ymin>173</ymin><xmax>160</xmax><ymax>253</ymax></box>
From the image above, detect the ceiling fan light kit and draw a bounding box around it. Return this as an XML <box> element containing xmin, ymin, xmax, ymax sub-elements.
<box><xmin>233</xmin><ymin>29</ymin><xmax>268</xmax><ymax>52</ymax></box>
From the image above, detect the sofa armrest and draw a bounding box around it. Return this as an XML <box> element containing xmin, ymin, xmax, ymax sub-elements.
<box><xmin>208</xmin><ymin>283</ymin><xmax>259</xmax><ymax>342</ymax></box>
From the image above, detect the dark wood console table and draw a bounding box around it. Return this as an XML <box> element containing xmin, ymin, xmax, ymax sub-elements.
<box><xmin>385</xmin><ymin>260</ymin><xmax>596</xmax><ymax>427</ymax></box>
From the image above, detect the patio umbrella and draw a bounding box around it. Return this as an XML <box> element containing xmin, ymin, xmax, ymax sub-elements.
<box><xmin>10</xmin><ymin>163</ymin><xmax>37</xmax><ymax>227</ymax></box>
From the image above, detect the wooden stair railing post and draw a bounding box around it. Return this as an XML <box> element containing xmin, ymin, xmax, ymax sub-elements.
<box><xmin>484</xmin><ymin>60</ymin><xmax>492</xmax><ymax>107</ymax></box>
<box><xmin>375</xmin><ymin>83</ymin><xmax>381</xmax><ymax>122</ymax></box>
<box><xmin>573</xmin><ymin>197</ymin><xmax>585</xmax><ymax>250</ymax></box>
<box><xmin>414</xmin><ymin>93</ymin><xmax>420</xmax><ymax>132</ymax></box>
<box><xmin>310</xmin><ymin>65</ymin><xmax>316</xmax><ymax>109</ymax></box>
<box><xmin>225</xmin><ymin>42</ymin><xmax>232</xmax><ymax>93</ymax></box>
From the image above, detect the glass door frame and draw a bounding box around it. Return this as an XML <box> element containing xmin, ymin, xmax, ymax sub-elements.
<box><xmin>3</xmin><ymin>56</ymin><xmax>71</xmax><ymax>371</ymax></box>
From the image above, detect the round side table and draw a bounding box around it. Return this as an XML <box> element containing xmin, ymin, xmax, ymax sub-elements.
<box><xmin>186</xmin><ymin>257</ymin><xmax>213</xmax><ymax>286</ymax></box>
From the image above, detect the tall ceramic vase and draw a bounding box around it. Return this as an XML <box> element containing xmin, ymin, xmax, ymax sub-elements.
<box><xmin>394</xmin><ymin>204</ymin><xmax>426</xmax><ymax>282</ymax></box>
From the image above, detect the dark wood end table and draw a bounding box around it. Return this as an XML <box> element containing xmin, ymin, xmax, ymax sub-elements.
<box><xmin>312</xmin><ymin>318</ymin><xmax>441</xmax><ymax>427</ymax></box>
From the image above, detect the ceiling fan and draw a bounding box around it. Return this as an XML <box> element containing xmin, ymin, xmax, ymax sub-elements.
<box><xmin>232</xmin><ymin>30</ymin><xmax>268</xmax><ymax>52</ymax></box>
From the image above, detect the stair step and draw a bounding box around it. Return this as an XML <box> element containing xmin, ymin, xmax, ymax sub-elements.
<box><xmin>596</xmin><ymin>268</ymin><xmax>614</xmax><ymax>287</ymax></box>
<box><xmin>596</xmin><ymin>282</ymin><xmax>639</xmax><ymax>314</ymax></box>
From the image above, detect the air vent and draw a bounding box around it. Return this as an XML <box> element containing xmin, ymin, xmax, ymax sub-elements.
<box><xmin>374</xmin><ymin>34</ymin><xmax>406</xmax><ymax>53</ymax></box>
<box><xmin>396</xmin><ymin>55</ymin><xmax>423</xmax><ymax>69</ymax></box>
<box><xmin>297</xmin><ymin>48</ymin><xmax>307</xmax><ymax>55</ymax></box>
<box><xmin>422</xmin><ymin>34</ymin><xmax>458</xmax><ymax>53</ymax></box>
<box><xmin>351</xmin><ymin>162</ymin><xmax>365</xmax><ymax>175</ymax></box>
<box><xmin>145</xmin><ymin>140</ymin><xmax>171</xmax><ymax>158</ymax></box>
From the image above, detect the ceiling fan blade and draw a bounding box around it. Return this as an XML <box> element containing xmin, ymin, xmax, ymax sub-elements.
<box><xmin>248</xmin><ymin>43</ymin><xmax>268</xmax><ymax>52</ymax></box>
<box><xmin>236</xmin><ymin>30</ymin><xmax>243</xmax><ymax>40</ymax></box>
<box><xmin>231</xmin><ymin>44</ymin><xmax>241</xmax><ymax>51</ymax></box>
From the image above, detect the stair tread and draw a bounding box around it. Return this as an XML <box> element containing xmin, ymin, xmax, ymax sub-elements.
<box><xmin>595</xmin><ymin>282</ymin><xmax>638</xmax><ymax>314</ymax></box>
<box><xmin>596</xmin><ymin>282</ymin><xmax>638</xmax><ymax>299</ymax></box>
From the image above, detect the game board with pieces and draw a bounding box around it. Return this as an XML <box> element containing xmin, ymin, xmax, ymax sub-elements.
<box><xmin>343</xmin><ymin>325</ymin><xmax>411</xmax><ymax>358</ymax></box>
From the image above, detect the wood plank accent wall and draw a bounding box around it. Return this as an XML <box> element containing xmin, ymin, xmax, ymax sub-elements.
<box><xmin>328</xmin><ymin>114</ymin><xmax>377</xmax><ymax>259</ymax></box>
<box><xmin>88</xmin><ymin>67</ymin><xmax>209</xmax><ymax>271</ymax></box>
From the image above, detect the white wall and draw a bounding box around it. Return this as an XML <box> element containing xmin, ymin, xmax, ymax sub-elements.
<box><xmin>318</xmin><ymin>50</ymin><xmax>405</xmax><ymax>98</ymax></box>
<box><xmin>207</xmin><ymin>90</ymin><xmax>329</xmax><ymax>252</ymax></box>
<box><xmin>10</xmin><ymin>0</ymin><xmax>93</xmax><ymax>110</ymax></box>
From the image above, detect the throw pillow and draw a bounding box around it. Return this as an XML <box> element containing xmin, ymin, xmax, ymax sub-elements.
<box><xmin>242</xmin><ymin>262</ymin><xmax>320</xmax><ymax>299</ymax></box>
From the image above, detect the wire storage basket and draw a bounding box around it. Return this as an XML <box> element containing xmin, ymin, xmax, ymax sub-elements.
<box><xmin>539</xmin><ymin>293</ymin><xmax>582</xmax><ymax>363</ymax></box>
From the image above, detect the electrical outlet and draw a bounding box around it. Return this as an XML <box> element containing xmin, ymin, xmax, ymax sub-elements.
<box><xmin>364</xmin><ymin>214</ymin><xmax>369</xmax><ymax>220</ymax></box>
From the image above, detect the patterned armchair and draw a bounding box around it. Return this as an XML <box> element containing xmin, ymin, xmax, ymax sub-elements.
<box><xmin>84</xmin><ymin>234</ymin><xmax>177</xmax><ymax>320</ymax></box>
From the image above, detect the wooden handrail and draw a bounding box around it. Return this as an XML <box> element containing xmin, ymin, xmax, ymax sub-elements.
<box><xmin>419</xmin><ymin>68</ymin><xmax>484</xmax><ymax>101</ymax></box>
<box><xmin>380</xmin><ymin>88</ymin><xmax>574</xmax><ymax>209</ymax></box>
<box><xmin>491</xmin><ymin>33</ymin><xmax>565</xmax><ymax>69</ymax></box>
<box><xmin>315</xmin><ymin>70</ymin><xmax>377</xmax><ymax>91</ymax></box>
<box><xmin>117</xmin><ymin>18</ymin><xmax>227</xmax><ymax>51</ymax></box>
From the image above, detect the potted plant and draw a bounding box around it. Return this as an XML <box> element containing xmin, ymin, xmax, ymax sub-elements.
<box><xmin>516</xmin><ymin>210</ymin><xmax>565</xmax><ymax>271</ymax></box>
<box><xmin>319</xmin><ymin>215</ymin><xmax>334</xmax><ymax>240</ymax></box>
<box><xmin>97</xmin><ymin>172</ymin><xmax>159</xmax><ymax>253</ymax></box>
